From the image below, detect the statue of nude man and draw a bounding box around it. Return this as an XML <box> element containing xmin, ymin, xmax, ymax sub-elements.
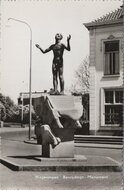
<box><xmin>35</xmin><ymin>33</ymin><xmax>71</xmax><ymax>95</ymax></box>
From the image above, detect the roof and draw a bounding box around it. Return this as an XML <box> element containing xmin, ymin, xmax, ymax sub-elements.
<box><xmin>19</xmin><ymin>92</ymin><xmax>47</xmax><ymax>99</ymax></box>
<box><xmin>84</xmin><ymin>6</ymin><xmax>123</xmax><ymax>29</ymax></box>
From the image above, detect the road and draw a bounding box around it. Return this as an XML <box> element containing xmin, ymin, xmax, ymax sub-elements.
<box><xmin>1</xmin><ymin>127</ymin><xmax>122</xmax><ymax>162</ymax></box>
<box><xmin>0</xmin><ymin>126</ymin><xmax>123</xmax><ymax>190</ymax></box>
<box><xmin>0</xmin><ymin>163</ymin><xmax>122</xmax><ymax>190</ymax></box>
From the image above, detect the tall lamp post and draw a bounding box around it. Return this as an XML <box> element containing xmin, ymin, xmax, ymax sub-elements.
<box><xmin>8</xmin><ymin>18</ymin><xmax>32</xmax><ymax>140</ymax></box>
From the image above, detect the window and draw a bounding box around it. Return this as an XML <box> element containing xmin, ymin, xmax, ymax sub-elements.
<box><xmin>104</xmin><ymin>41</ymin><xmax>119</xmax><ymax>75</ymax></box>
<box><xmin>115</xmin><ymin>91</ymin><xmax>123</xmax><ymax>103</ymax></box>
<box><xmin>104</xmin><ymin>90</ymin><xmax>123</xmax><ymax>125</ymax></box>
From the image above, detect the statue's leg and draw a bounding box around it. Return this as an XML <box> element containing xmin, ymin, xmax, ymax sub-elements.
<box><xmin>59</xmin><ymin>66</ymin><xmax>64</xmax><ymax>94</ymax></box>
<box><xmin>42</xmin><ymin>125</ymin><xmax>61</xmax><ymax>148</ymax></box>
<box><xmin>52</xmin><ymin>64</ymin><xmax>58</xmax><ymax>93</ymax></box>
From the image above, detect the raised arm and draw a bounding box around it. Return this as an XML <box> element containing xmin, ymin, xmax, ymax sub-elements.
<box><xmin>64</xmin><ymin>35</ymin><xmax>71</xmax><ymax>51</ymax></box>
<box><xmin>35</xmin><ymin>44</ymin><xmax>52</xmax><ymax>54</ymax></box>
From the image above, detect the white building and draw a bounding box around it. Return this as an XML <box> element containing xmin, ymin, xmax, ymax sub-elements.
<box><xmin>84</xmin><ymin>6</ymin><xmax>123</xmax><ymax>135</ymax></box>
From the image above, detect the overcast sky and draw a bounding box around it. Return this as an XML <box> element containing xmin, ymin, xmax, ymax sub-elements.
<box><xmin>1</xmin><ymin>0</ymin><xmax>122</xmax><ymax>103</ymax></box>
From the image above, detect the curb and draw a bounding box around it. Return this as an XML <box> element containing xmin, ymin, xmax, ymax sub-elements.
<box><xmin>0</xmin><ymin>157</ymin><xmax>122</xmax><ymax>172</ymax></box>
<box><xmin>24</xmin><ymin>140</ymin><xmax>123</xmax><ymax>149</ymax></box>
<box><xmin>0</xmin><ymin>158</ymin><xmax>23</xmax><ymax>171</ymax></box>
<box><xmin>75</xmin><ymin>143</ymin><xmax>123</xmax><ymax>149</ymax></box>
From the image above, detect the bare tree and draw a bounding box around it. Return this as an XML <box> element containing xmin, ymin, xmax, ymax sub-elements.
<box><xmin>71</xmin><ymin>56</ymin><xmax>89</xmax><ymax>94</ymax></box>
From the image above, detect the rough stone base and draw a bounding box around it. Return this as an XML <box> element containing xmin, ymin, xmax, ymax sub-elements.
<box><xmin>35</xmin><ymin>155</ymin><xmax>87</xmax><ymax>161</ymax></box>
<box><xmin>41</xmin><ymin>141</ymin><xmax>74</xmax><ymax>158</ymax></box>
<box><xmin>41</xmin><ymin>128</ymin><xmax>75</xmax><ymax>158</ymax></box>
<box><xmin>50</xmin><ymin>141</ymin><xmax>74</xmax><ymax>158</ymax></box>
<box><xmin>0</xmin><ymin>156</ymin><xmax>122</xmax><ymax>172</ymax></box>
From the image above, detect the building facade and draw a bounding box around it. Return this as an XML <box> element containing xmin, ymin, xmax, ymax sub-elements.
<box><xmin>84</xmin><ymin>6</ymin><xmax>123</xmax><ymax>135</ymax></box>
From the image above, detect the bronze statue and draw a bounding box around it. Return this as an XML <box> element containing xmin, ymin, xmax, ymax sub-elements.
<box><xmin>35</xmin><ymin>33</ymin><xmax>71</xmax><ymax>95</ymax></box>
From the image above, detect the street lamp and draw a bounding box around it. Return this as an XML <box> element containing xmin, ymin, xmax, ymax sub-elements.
<box><xmin>8</xmin><ymin>18</ymin><xmax>32</xmax><ymax>140</ymax></box>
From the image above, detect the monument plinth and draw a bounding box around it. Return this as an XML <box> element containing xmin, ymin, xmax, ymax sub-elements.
<box><xmin>33</xmin><ymin>94</ymin><xmax>83</xmax><ymax>158</ymax></box>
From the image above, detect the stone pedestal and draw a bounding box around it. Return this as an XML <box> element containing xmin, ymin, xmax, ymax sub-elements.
<box><xmin>33</xmin><ymin>94</ymin><xmax>83</xmax><ymax>158</ymax></box>
<box><xmin>0</xmin><ymin>121</ymin><xmax>4</xmax><ymax>128</ymax></box>
<box><xmin>41</xmin><ymin>128</ymin><xmax>75</xmax><ymax>158</ymax></box>
<box><xmin>41</xmin><ymin>141</ymin><xmax>74</xmax><ymax>158</ymax></box>
<box><xmin>50</xmin><ymin>141</ymin><xmax>74</xmax><ymax>158</ymax></box>
<box><xmin>42</xmin><ymin>143</ymin><xmax>50</xmax><ymax>158</ymax></box>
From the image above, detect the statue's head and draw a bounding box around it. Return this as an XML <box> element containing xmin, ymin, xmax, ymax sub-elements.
<box><xmin>55</xmin><ymin>33</ymin><xmax>63</xmax><ymax>40</ymax></box>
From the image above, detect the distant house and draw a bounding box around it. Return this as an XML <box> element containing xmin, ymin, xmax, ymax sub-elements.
<box><xmin>18</xmin><ymin>91</ymin><xmax>46</xmax><ymax>106</ymax></box>
<box><xmin>84</xmin><ymin>6</ymin><xmax>123</xmax><ymax>135</ymax></box>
